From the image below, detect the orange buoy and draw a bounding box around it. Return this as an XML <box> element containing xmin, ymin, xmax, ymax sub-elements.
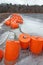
<box><xmin>19</xmin><ymin>33</ymin><xmax>31</xmax><ymax>49</ymax></box>
<box><xmin>5</xmin><ymin>19</ymin><xmax>11</xmax><ymax>26</ymax></box>
<box><xmin>11</xmin><ymin>13</ymin><xmax>21</xmax><ymax>19</ymax></box>
<box><xmin>38</xmin><ymin>37</ymin><xmax>43</xmax><ymax>50</ymax></box>
<box><xmin>11</xmin><ymin>17</ymin><xmax>16</xmax><ymax>22</ymax></box>
<box><xmin>4</xmin><ymin>40</ymin><xmax>20</xmax><ymax>64</ymax></box>
<box><xmin>10</xmin><ymin>21</ymin><xmax>19</xmax><ymax>29</ymax></box>
<box><xmin>0</xmin><ymin>50</ymin><xmax>3</xmax><ymax>61</ymax></box>
<box><xmin>30</xmin><ymin>36</ymin><xmax>42</xmax><ymax>55</ymax></box>
<box><xmin>11</xmin><ymin>14</ymin><xmax>23</xmax><ymax>24</ymax></box>
<box><xmin>16</xmin><ymin>19</ymin><xmax>23</xmax><ymax>24</ymax></box>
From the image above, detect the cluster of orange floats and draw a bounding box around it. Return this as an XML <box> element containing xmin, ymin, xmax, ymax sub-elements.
<box><xmin>19</xmin><ymin>34</ymin><xmax>43</xmax><ymax>55</ymax></box>
<box><xmin>0</xmin><ymin>14</ymin><xmax>43</xmax><ymax>65</ymax></box>
<box><xmin>5</xmin><ymin>13</ymin><xmax>23</xmax><ymax>29</ymax></box>
<box><xmin>4</xmin><ymin>33</ymin><xmax>43</xmax><ymax>65</ymax></box>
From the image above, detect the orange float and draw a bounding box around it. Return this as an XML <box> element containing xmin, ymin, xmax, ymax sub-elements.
<box><xmin>11</xmin><ymin>17</ymin><xmax>17</xmax><ymax>22</ymax></box>
<box><xmin>11</xmin><ymin>13</ymin><xmax>23</xmax><ymax>24</ymax></box>
<box><xmin>5</xmin><ymin>19</ymin><xmax>11</xmax><ymax>26</ymax></box>
<box><xmin>0</xmin><ymin>50</ymin><xmax>3</xmax><ymax>61</ymax></box>
<box><xmin>19</xmin><ymin>33</ymin><xmax>31</xmax><ymax>49</ymax></box>
<box><xmin>30</xmin><ymin>36</ymin><xmax>42</xmax><ymax>55</ymax></box>
<box><xmin>4</xmin><ymin>40</ymin><xmax>20</xmax><ymax>64</ymax></box>
<box><xmin>38</xmin><ymin>37</ymin><xmax>43</xmax><ymax>50</ymax></box>
<box><xmin>16</xmin><ymin>19</ymin><xmax>23</xmax><ymax>24</ymax></box>
<box><xmin>10</xmin><ymin>21</ymin><xmax>19</xmax><ymax>29</ymax></box>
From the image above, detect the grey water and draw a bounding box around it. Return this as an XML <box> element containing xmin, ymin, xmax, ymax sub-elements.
<box><xmin>0</xmin><ymin>14</ymin><xmax>43</xmax><ymax>65</ymax></box>
<box><xmin>20</xmin><ymin>14</ymin><xmax>43</xmax><ymax>37</ymax></box>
